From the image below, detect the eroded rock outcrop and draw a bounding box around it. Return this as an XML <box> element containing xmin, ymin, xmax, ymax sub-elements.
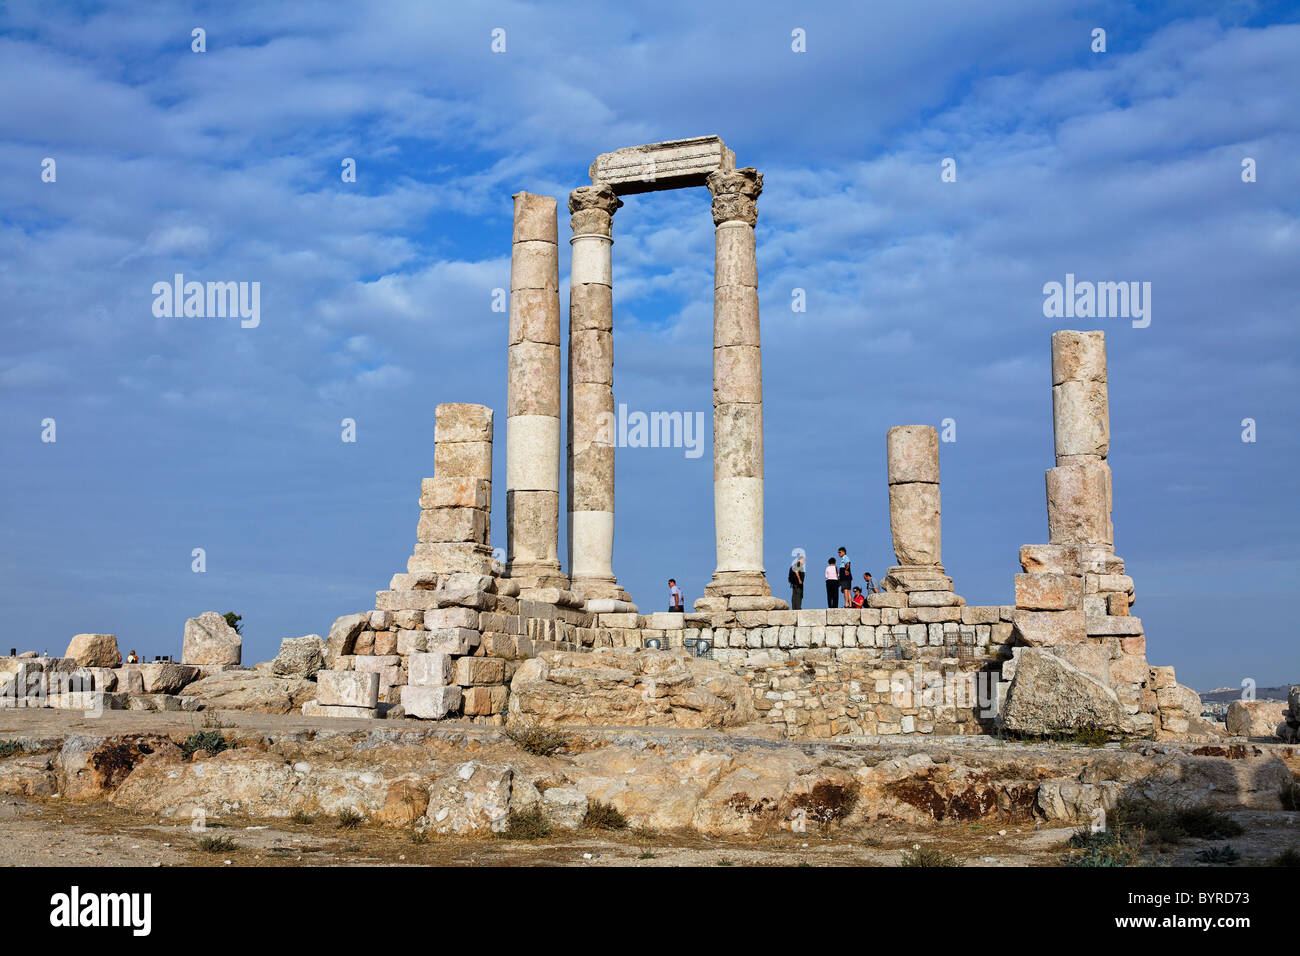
<box><xmin>507</xmin><ymin>648</ymin><xmax>756</xmax><ymax>729</ymax></box>
<box><xmin>180</xmin><ymin>670</ymin><xmax>316</xmax><ymax>714</ymax></box>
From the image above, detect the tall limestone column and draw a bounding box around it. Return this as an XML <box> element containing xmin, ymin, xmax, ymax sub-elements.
<box><xmin>883</xmin><ymin>425</ymin><xmax>960</xmax><ymax>604</ymax></box>
<box><xmin>1046</xmin><ymin>330</ymin><xmax>1114</xmax><ymax>551</ymax></box>
<box><xmin>505</xmin><ymin>192</ymin><xmax>568</xmax><ymax>591</ymax></box>
<box><xmin>700</xmin><ymin>167</ymin><xmax>783</xmax><ymax>611</ymax></box>
<box><xmin>566</xmin><ymin>183</ymin><xmax>632</xmax><ymax>605</ymax></box>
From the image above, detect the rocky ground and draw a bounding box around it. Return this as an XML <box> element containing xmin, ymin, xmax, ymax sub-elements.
<box><xmin>0</xmin><ymin>708</ymin><xmax>1296</xmax><ymax>867</ymax></box>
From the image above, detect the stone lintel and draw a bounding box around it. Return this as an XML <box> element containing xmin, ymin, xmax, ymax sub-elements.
<box><xmin>589</xmin><ymin>136</ymin><xmax>735</xmax><ymax>195</ymax></box>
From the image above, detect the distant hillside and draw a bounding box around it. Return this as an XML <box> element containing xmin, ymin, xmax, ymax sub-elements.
<box><xmin>1200</xmin><ymin>684</ymin><xmax>1296</xmax><ymax>703</ymax></box>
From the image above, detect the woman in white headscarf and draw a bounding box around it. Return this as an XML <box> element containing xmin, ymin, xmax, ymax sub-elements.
<box><xmin>787</xmin><ymin>554</ymin><xmax>806</xmax><ymax>610</ymax></box>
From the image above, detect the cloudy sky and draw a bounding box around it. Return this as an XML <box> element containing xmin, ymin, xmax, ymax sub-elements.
<box><xmin>1</xmin><ymin>1</ymin><xmax>1295</xmax><ymax>690</ymax></box>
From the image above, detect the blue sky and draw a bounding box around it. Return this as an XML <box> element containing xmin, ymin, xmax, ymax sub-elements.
<box><xmin>1</xmin><ymin>1</ymin><xmax>1296</xmax><ymax>690</ymax></box>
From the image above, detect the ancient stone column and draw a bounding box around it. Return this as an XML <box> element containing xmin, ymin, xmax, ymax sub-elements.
<box><xmin>566</xmin><ymin>183</ymin><xmax>631</xmax><ymax>604</ymax></box>
<box><xmin>1046</xmin><ymin>330</ymin><xmax>1113</xmax><ymax>550</ymax></box>
<box><xmin>505</xmin><ymin>192</ymin><xmax>568</xmax><ymax>590</ymax></box>
<box><xmin>884</xmin><ymin>425</ymin><xmax>955</xmax><ymax>598</ymax></box>
<box><xmin>700</xmin><ymin>167</ymin><xmax>781</xmax><ymax>610</ymax></box>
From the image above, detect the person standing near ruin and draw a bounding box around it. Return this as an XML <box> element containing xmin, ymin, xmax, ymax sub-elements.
<box><xmin>862</xmin><ymin>571</ymin><xmax>878</xmax><ymax>594</ymax></box>
<box><xmin>824</xmin><ymin>558</ymin><xmax>839</xmax><ymax>607</ymax></box>
<box><xmin>837</xmin><ymin>547</ymin><xmax>853</xmax><ymax>606</ymax></box>
<box><xmin>788</xmin><ymin>555</ymin><xmax>805</xmax><ymax>610</ymax></box>
<box><xmin>668</xmin><ymin>578</ymin><xmax>684</xmax><ymax>613</ymax></box>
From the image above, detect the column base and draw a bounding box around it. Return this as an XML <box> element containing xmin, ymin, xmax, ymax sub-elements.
<box><xmin>571</xmin><ymin>574</ymin><xmax>634</xmax><ymax>604</ymax></box>
<box><xmin>503</xmin><ymin>561</ymin><xmax>570</xmax><ymax>591</ymax></box>
<box><xmin>883</xmin><ymin>565</ymin><xmax>953</xmax><ymax>592</ymax></box>
<box><xmin>695</xmin><ymin>571</ymin><xmax>788</xmax><ymax>611</ymax></box>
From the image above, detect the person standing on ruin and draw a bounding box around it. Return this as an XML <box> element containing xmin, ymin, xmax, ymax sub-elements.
<box><xmin>825</xmin><ymin>558</ymin><xmax>839</xmax><ymax>607</ymax></box>
<box><xmin>788</xmin><ymin>555</ymin><xmax>805</xmax><ymax>610</ymax></box>
<box><xmin>837</xmin><ymin>547</ymin><xmax>853</xmax><ymax>606</ymax></box>
<box><xmin>862</xmin><ymin>571</ymin><xmax>878</xmax><ymax>594</ymax></box>
<box><xmin>668</xmin><ymin>578</ymin><xmax>684</xmax><ymax>613</ymax></box>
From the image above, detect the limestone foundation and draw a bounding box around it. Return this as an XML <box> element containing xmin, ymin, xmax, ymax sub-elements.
<box><xmin>505</xmin><ymin>192</ymin><xmax>567</xmax><ymax>590</ymax></box>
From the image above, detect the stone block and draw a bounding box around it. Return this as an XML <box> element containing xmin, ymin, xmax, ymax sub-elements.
<box><xmin>1011</xmin><ymin>609</ymin><xmax>1085</xmax><ymax>647</ymax></box>
<box><xmin>181</xmin><ymin>612</ymin><xmax>242</xmax><ymax>666</ymax></box>
<box><xmin>462</xmin><ymin>684</ymin><xmax>508</xmax><ymax>716</ymax></box>
<box><xmin>1018</xmin><ymin>543</ymin><xmax>1081</xmax><ymax>575</ymax></box>
<box><xmin>1085</xmin><ymin>615</ymin><xmax>1143</xmax><ymax>637</ymax></box>
<box><xmin>397</xmin><ymin>629</ymin><xmax>427</xmax><ymax>655</ymax></box>
<box><xmin>915</xmin><ymin>607</ymin><xmax>961</xmax><ymax>624</ymax></box>
<box><xmin>401</xmin><ymin>684</ymin><xmax>462</xmax><ymax>719</ymax></box>
<box><xmin>426</xmin><ymin>628</ymin><xmax>481</xmax><ymax>655</ymax></box>
<box><xmin>1014</xmin><ymin>573</ymin><xmax>1083</xmax><ymax>611</ymax></box>
<box><xmin>589</xmin><ymin>135</ymin><xmax>735</xmax><ymax>195</ymax></box>
<box><xmin>317</xmin><ymin>670</ymin><xmax>380</xmax><ymax>709</ymax></box>
<box><xmin>455</xmin><ymin>657</ymin><xmax>505</xmax><ymax>686</ymax></box>
<box><xmin>409</xmin><ymin>652</ymin><xmax>455</xmax><ymax>687</ymax></box>
<box><xmin>886</xmin><ymin>425</ymin><xmax>940</xmax><ymax>484</ymax></box>
<box><xmin>423</xmin><ymin>607</ymin><xmax>481</xmax><ymax>630</ymax></box>
<box><xmin>65</xmin><ymin>634</ymin><xmax>121</xmax><ymax>668</ymax></box>
<box><xmin>888</xmin><ymin>481</ymin><xmax>941</xmax><ymax>565</ymax></box>
<box><xmin>417</xmin><ymin>508</ymin><xmax>490</xmax><ymax>545</ymax></box>
<box><xmin>1046</xmin><ymin>462</ymin><xmax>1112</xmax><ymax>548</ymax></box>
<box><xmin>435</xmin><ymin>403</ymin><xmax>494</xmax><ymax>444</ymax></box>
<box><xmin>960</xmin><ymin>606</ymin><xmax>1000</xmax><ymax>625</ymax></box>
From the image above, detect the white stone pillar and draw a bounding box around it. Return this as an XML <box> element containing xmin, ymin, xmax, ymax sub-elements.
<box><xmin>700</xmin><ymin>167</ymin><xmax>782</xmax><ymax>610</ymax></box>
<box><xmin>566</xmin><ymin>184</ymin><xmax>631</xmax><ymax>604</ymax></box>
<box><xmin>505</xmin><ymin>192</ymin><xmax>568</xmax><ymax>589</ymax></box>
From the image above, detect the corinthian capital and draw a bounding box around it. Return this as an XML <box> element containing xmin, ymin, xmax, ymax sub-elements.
<box><xmin>706</xmin><ymin>166</ymin><xmax>763</xmax><ymax>226</ymax></box>
<box><xmin>569</xmin><ymin>182</ymin><xmax>623</xmax><ymax>236</ymax></box>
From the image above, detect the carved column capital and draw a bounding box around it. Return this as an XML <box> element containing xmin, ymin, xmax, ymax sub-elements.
<box><xmin>569</xmin><ymin>182</ymin><xmax>623</xmax><ymax>236</ymax></box>
<box><xmin>706</xmin><ymin>167</ymin><xmax>763</xmax><ymax>227</ymax></box>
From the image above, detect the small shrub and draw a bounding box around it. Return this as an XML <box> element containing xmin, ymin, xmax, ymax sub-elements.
<box><xmin>583</xmin><ymin>800</ymin><xmax>628</xmax><ymax>831</ymax></box>
<box><xmin>180</xmin><ymin>730</ymin><xmax>229</xmax><ymax>759</ymax></box>
<box><xmin>1271</xmin><ymin>847</ymin><xmax>1300</xmax><ymax>867</ymax></box>
<box><xmin>1073</xmin><ymin>726</ymin><xmax>1111</xmax><ymax>747</ymax></box>
<box><xmin>0</xmin><ymin>740</ymin><xmax>23</xmax><ymax>759</ymax></box>
<box><xmin>222</xmin><ymin>612</ymin><xmax>243</xmax><ymax>635</ymax></box>
<box><xmin>1113</xmin><ymin>799</ymin><xmax>1243</xmax><ymax>844</ymax></box>
<box><xmin>502</xmin><ymin>807</ymin><xmax>550</xmax><ymax>839</ymax></box>
<box><xmin>901</xmin><ymin>845</ymin><xmax>964</xmax><ymax>867</ymax></box>
<box><xmin>1064</xmin><ymin>826</ymin><xmax>1144</xmax><ymax>867</ymax></box>
<box><xmin>290</xmin><ymin>810</ymin><xmax>315</xmax><ymax>825</ymax></box>
<box><xmin>1280</xmin><ymin>779</ymin><xmax>1299</xmax><ymax>812</ymax></box>
<box><xmin>791</xmin><ymin>781</ymin><xmax>861</xmax><ymax>824</ymax></box>
<box><xmin>1195</xmin><ymin>845</ymin><xmax>1240</xmax><ymax>865</ymax></box>
<box><xmin>715</xmin><ymin>858</ymin><xmax>734</xmax><ymax>867</ymax></box>
<box><xmin>1175</xmin><ymin>805</ymin><xmax>1245</xmax><ymax>840</ymax></box>
<box><xmin>336</xmin><ymin>808</ymin><xmax>364</xmax><ymax>830</ymax></box>
<box><xmin>505</xmin><ymin>726</ymin><xmax>569</xmax><ymax>758</ymax></box>
<box><xmin>638</xmin><ymin>849</ymin><xmax>657</xmax><ymax>859</ymax></box>
<box><xmin>196</xmin><ymin>835</ymin><xmax>235</xmax><ymax>853</ymax></box>
<box><xmin>410</xmin><ymin>826</ymin><xmax>430</xmax><ymax>845</ymax></box>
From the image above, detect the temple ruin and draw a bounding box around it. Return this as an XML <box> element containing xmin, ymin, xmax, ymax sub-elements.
<box><xmin>294</xmin><ymin>137</ymin><xmax>1203</xmax><ymax>738</ymax></box>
